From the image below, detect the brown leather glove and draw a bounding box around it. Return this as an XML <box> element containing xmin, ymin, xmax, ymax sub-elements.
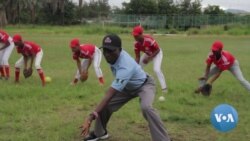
<box><xmin>201</xmin><ymin>84</ymin><xmax>212</xmax><ymax>96</ymax></box>
<box><xmin>80</xmin><ymin>71</ymin><xmax>88</xmax><ymax>82</ymax></box>
<box><xmin>23</xmin><ymin>68</ymin><xmax>33</xmax><ymax>78</ymax></box>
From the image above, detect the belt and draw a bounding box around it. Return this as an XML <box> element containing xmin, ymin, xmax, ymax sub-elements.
<box><xmin>133</xmin><ymin>75</ymin><xmax>149</xmax><ymax>91</ymax></box>
<box><xmin>142</xmin><ymin>75</ymin><xmax>149</xmax><ymax>86</ymax></box>
<box><xmin>123</xmin><ymin>75</ymin><xmax>149</xmax><ymax>92</ymax></box>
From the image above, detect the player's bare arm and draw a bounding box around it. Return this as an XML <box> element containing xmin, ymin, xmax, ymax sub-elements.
<box><xmin>80</xmin><ymin>87</ymin><xmax>117</xmax><ymax>137</ymax></box>
<box><xmin>199</xmin><ymin>64</ymin><xmax>211</xmax><ymax>80</ymax></box>
<box><xmin>23</xmin><ymin>55</ymin><xmax>29</xmax><ymax>70</ymax></box>
<box><xmin>135</xmin><ymin>53</ymin><xmax>140</xmax><ymax>64</ymax></box>
<box><xmin>76</xmin><ymin>59</ymin><xmax>82</xmax><ymax>73</ymax></box>
<box><xmin>207</xmin><ymin>71</ymin><xmax>222</xmax><ymax>85</ymax></box>
<box><xmin>0</xmin><ymin>40</ymin><xmax>10</xmax><ymax>50</ymax></box>
<box><xmin>85</xmin><ymin>58</ymin><xmax>93</xmax><ymax>73</ymax></box>
<box><xmin>29</xmin><ymin>54</ymin><xmax>36</xmax><ymax>69</ymax></box>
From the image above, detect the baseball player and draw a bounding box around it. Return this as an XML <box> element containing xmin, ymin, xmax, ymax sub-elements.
<box><xmin>195</xmin><ymin>40</ymin><xmax>250</xmax><ymax>93</ymax></box>
<box><xmin>13</xmin><ymin>34</ymin><xmax>46</xmax><ymax>86</ymax></box>
<box><xmin>0</xmin><ymin>30</ymin><xmax>14</xmax><ymax>80</ymax></box>
<box><xmin>80</xmin><ymin>34</ymin><xmax>170</xmax><ymax>141</ymax></box>
<box><xmin>132</xmin><ymin>25</ymin><xmax>168</xmax><ymax>93</ymax></box>
<box><xmin>70</xmin><ymin>38</ymin><xmax>104</xmax><ymax>85</ymax></box>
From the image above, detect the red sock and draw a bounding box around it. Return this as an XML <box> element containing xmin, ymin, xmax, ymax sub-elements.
<box><xmin>98</xmin><ymin>77</ymin><xmax>104</xmax><ymax>85</ymax></box>
<box><xmin>0</xmin><ymin>66</ymin><xmax>5</xmax><ymax>77</ymax></box>
<box><xmin>4</xmin><ymin>65</ymin><xmax>10</xmax><ymax>78</ymax></box>
<box><xmin>15</xmin><ymin>68</ymin><xmax>20</xmax><ymax>82</ymax></box>
<box><xmin>37</xmin><ymin>69</ymin><xmax>45</xmax><ymax>86</ymax></box>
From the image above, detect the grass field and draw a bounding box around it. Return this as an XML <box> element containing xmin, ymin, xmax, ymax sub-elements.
<box><xmin>0</xmin><ymin>26</ymin><xmax>250</xmax><ymax>141</ymax></box>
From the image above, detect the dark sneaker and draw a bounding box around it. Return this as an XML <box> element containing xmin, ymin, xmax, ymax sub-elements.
<box><xmin>84</xmin><ymin>131</ymin><xmax>109</xmax><ymax>141</ymax></box>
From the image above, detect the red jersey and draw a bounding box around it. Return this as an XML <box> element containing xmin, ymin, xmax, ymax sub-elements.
<box><xmin>73</xmin><ymin>44</ymin><xmax>95</xmax><ymax>60</ymax></box>
<box><xmin>0</xmin><ymin>30</ymin><xmax>10</xmax><ymax>43</ymax></box>
<box><xmin>206</xmin><ymin>50</ymin><xmax>235</xmax><ymax>71</ymax></box>
<box><xmin>134</xmin><ymin>34</ymin><xmax>160</xmax><ymax>56</ymax></box>
<box><xmin>16</xmin><ymin>41</ymin><xmax>41</xmax><ymax>56</ymax></box>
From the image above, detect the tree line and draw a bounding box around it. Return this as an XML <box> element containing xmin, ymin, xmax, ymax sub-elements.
<box><xmin>0</xmin><ymin>0</ymin><xmax>233</xmax><ymax>27</ymax></box>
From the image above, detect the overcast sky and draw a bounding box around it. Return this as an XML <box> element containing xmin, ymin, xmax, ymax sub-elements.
<box><xmin>108</xmin><ymin>0</ymin><xmax>250</xmax><ymax>12</ymax></box>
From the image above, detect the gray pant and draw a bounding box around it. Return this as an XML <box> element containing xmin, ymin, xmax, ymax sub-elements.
<box><xmin>93</xmin><ymin>76</ymin><xmax>170</xmax><ymax>141</ymax></box>
<box><xmin>201</xmin><ymin>60</ymin><xmax>250</xmax><ymax>92</ymax></box>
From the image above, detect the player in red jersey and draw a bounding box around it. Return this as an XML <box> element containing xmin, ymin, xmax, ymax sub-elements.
<box><xmin>0</xmin><ymin>30</ymin><xmax>14</xmax><ymax>80</ymax></box>
<box><xmin>195</xmin><ymin>40</ymin><xmax>250</xmax><ymax>93</ymax></box>
<box><xmin>132</xmin><ymin>25</ymin><xmax>168</xmax><ymax>93</ymax></box>
<box><xmin>13</xmin><ymin>34</ymin><xmax>46</xmax><ymax>86</ymax></box>
<box><xmin>70</xmin><ymin>38</ymin><xmax>104</xmax><ymax>85</ymax></box>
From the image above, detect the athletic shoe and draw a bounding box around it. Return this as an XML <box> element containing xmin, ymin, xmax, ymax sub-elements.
<box><xmin>84</xmin><ymin>131</ymin><xmax>109</xmax><ymax>141</ymax></box>
<box><xmin>162</xmin><ymin>88</ymin><xmax>168</xmax><ymax>93</ymax></box>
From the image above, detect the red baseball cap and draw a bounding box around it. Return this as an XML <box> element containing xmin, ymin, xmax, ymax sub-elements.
<box><xmin>13</xmin><ymin>34</ymin><xmax>22</xmax><ymax>42</ymax></box>
<box><xmin>70</xmin><ymin>38</ymin><xmax>80</xmax><ymax>48</ymax></box>
<box><xmin>132</xmin><ymin>25</ymin><xmax>143</xmax><ymax>36</ymax></box>
<box><xmin>211</xmin><ymin>41</ymin><xmax>223</xmax><ymax>51</ymax></box>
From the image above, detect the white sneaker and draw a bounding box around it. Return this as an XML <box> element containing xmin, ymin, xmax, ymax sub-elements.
<box><xmin>84</xmin><ymin>131</ymin><xmax>109</xmax><ymax>141</ymax></box>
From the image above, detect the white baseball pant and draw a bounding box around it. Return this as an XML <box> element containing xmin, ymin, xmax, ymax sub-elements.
<box><xmin>0</xmin><ymin>37</ymin><xmax>14</xmax><ymax>65</ymax></box>
<box><xmin>15</xmin><ymin>50</ymin><xmax>43</xmax><ymax>69</ymax></box>
<box><xmin>75</xmin><ymin>47</ymin><xmax>103</xmax><ymax>79</ymax></box>
<box><xmin>139</xmin><ymin>49</ymin><xmax>167</xmax><ymax>90</ymax></box>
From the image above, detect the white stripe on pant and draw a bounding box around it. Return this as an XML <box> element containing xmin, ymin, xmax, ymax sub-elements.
<box><xmin>75</xmin><ymin>47</ymin><xmax>103</xmax><ymax>79</ymax></box>
<box><xmin>0</xmin><ymin>40</ymin><xmax>14</xmax><ymax>66</ymax></box>
<box><xmin>139</xmin><ymin>49</ymin><xmax>167</xmax><ymax>90</ymax></box>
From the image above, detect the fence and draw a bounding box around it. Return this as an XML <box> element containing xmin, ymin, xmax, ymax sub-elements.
<box><xmin>104</xmin><ymin>14</ymin><xmax>250</xmax><ymax>29</ymax></box>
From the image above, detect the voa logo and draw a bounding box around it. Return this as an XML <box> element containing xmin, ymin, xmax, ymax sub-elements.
<box><xmin>210</xmin><ymin>104</ymin><xmax>238</xmax><ymax>132</ymax></box>
<box><xmin>214</xmin><ymin>113</ymin><xmax>235</xmax><ymax>123</ymax></box>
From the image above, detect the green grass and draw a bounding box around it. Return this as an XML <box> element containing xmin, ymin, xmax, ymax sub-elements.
<box><xmin>0</xmin><ymin>26</ymin><xmax>250</xmax><ymax>141</ymax></box>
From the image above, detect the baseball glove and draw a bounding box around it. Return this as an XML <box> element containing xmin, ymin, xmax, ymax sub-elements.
<box><xmin>200</xmin><ymin>84</ymin><xmax>212</xmax><ymax>96</ymax></box>
<box><xmin>23</xmin><ymin>68</ymin><xmax>33</xmax><ymax>78</ymax></box>
<box><xmin>80</xmin><ymin>71</ymin><xmax>88</xmax><ymax>82</ymax></box>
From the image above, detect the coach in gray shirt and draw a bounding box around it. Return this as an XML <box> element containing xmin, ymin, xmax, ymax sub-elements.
<box><xmin>80</xmin><ymin>34</ymin><xmax>170</xmax><ymax>141</ymax></box>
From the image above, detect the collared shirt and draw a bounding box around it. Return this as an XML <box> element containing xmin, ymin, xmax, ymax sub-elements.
<box><xmin>16</xmin><ymin>41</ymin><xmax>41</xmax><ymax>56</ymax></box>
<box><xmin>0</xmin><ymin>30</ymin><xmax>10</xmax><ymax>43</ymax></box>
<box><xmin>134</xmin><ymin>34</ymin><xmax>160</xmax><ymax>56</ymax></box>
<box><xmin>110</xmin><ymin>50</ymin><xmax>147</xmax><ymax>92</ymax></box>
<box><xmin>206</xmin><ymin>50</ymin><xmax>235</xmax><ymax>71</ymax></box>
<box><xmin>73</xmin><ymin>44</ymin><xmax>96</xmax><ymax>60</ymax></box>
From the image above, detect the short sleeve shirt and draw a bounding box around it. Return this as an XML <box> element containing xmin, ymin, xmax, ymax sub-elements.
<box><xmin>16</xmin><ymin>41</ymin><xmax>41</xmax><ymax>56</ymax></box>
<box><xmin>0</xmin><ymin>30</ymin><xmax>10</xmax><ymax>44</ymax></box>
<box><xmin>110</xmin><ymin>50</ymin><xmax>147</xmax><ymax>92</ymax></box>
<box><xmin>73</xmin><ymin>44</ymin><xmax>95</xmax><ymax>60</ymax></box>
<box><xmin>134</xmin><ymin>34</ymin><xmax>160</xmax><ymax>56</ymax></box>
<box><xmin>206</xmin><ymin>50</ymin><xmax>235</xmax><ymax>71</ymax></box>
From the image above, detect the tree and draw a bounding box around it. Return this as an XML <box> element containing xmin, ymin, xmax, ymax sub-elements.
<box><xmin>4</xmin><ymin>0</ymin><xmax>23</xmax><ymax>24</ymax></box>
<box><xmin>178</xmin><ymin>0</ymin><xmax>201</xmax><ymax>15</ymax></box>
<box><xmin>123</xmin><ymin>0</ymin><xmax>158</xmax><ymax>14</ymax></box>
<box><xmin>190</xmin><ymin>0</ymin><xmax>202</xmax><ymax>15</ymax></box>
<box><xmin>0</xmin><ymin>0</ymin><xmax>7</xmax><ymax>27</ymax></box>
<box><xmin>39</xmin><ymin>0</ymin><xmax>75</xmax><ymax>25</ymax></box>
<box><xmin>157</xmin><ymin>0</ymin><xmax>177</xmax><ymax>15</ymax></box>
<box><xmin>78</xmin><ymin>0</ymin><xmax>110</xmax><ymax>18</ymax></box>
<box><xmin>79</xmin><ymin>0</ymin><xmax>83</xmax><ymax>8</ymax></box>
<box><xmin>204</xmin><ymin>5</ymin><xmax>225</xmax><ymax>15</ymax></box>
<box><xmin>203</xmin><ymin>5</ymin><xmax>226</xmax><ymax>25</ymax></box>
